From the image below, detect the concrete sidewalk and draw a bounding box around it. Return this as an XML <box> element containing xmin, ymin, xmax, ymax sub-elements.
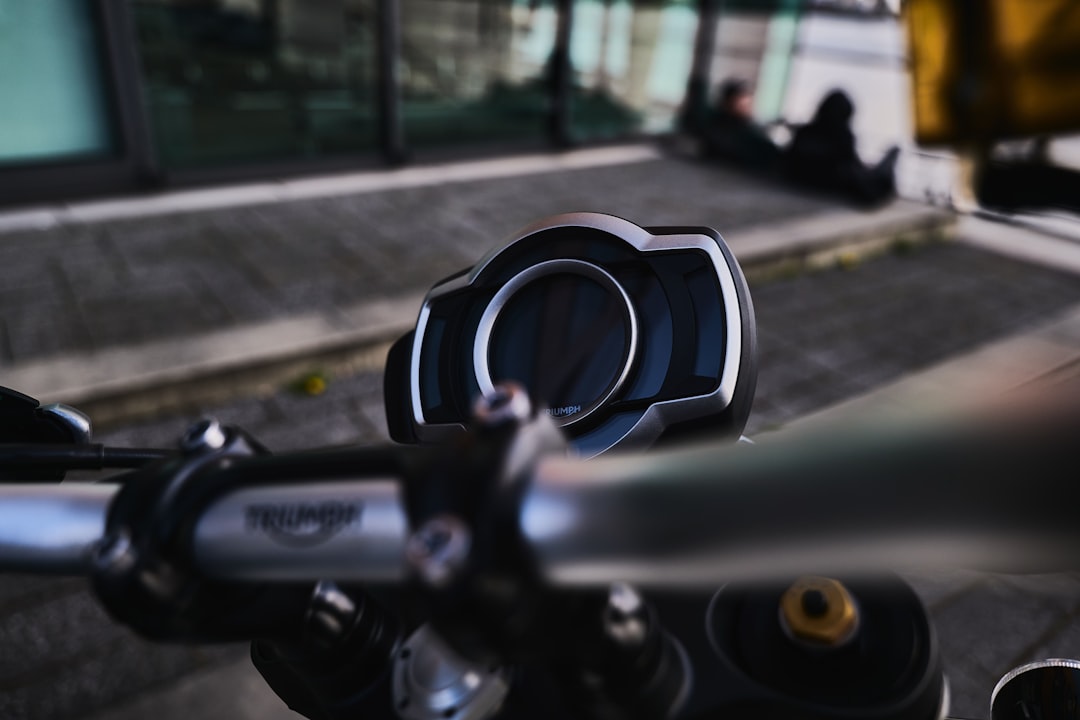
<box><xmin>0</xmin><ymin>144</ymin><xmax>951</xmax><ymax>427</ymax></box>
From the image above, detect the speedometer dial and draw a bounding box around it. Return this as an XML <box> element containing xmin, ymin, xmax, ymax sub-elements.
<box><xmin>384</xmin><ymin>213</ymin><xmax>757</xmax><ymax>456</ymax></box>
<box><xmin>476</xmin><ymin>260</ymin><xmax>638</xmax><ymax>428</ymax></box>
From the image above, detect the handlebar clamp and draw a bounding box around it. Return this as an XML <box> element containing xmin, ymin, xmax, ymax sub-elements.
<box><xmin>402</xmin><ymin>383</ymin><xmax>569</xmax><ymax>665</ymax></box>
<box><xmin>89</xmin><ymin>418</ymin><xmax>288</xmax><ymax>642</ymax></box>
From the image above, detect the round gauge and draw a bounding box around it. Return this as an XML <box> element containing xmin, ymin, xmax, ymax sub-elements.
<box><xmin>474</xmin><ymin>260</ymin><xmax>638</xmax><ymax>427</ymax></box>
<box><xmin>385</xmin><ymin>212</ymin><xmax>759</xmax><ymax>456</ymax></box>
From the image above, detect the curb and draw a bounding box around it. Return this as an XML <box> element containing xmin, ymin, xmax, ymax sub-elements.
<box><xmin>9</xmin><ymin>294</ymin><xmax>425</xmax><ymax>431</ymax></box>
<box><xmin>8</xmin><ymin>204</ymin><xmax>956</xmax><ymax>432</ymax></box>
<box><xmin>0</xmin><ymin>145</ymin><xmax>664</xmax><ymax>234</ymax></box>
<box><xmin>730</xmin><ymin>200</ymin><xmax>955</xmax><ymax>284</ymax></box>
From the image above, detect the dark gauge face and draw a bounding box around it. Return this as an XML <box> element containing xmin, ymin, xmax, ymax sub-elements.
<box><xmin>476</xmin><ymin>261</ymin><xmax>637</xmax><ymax>427</ymax></box>
<box><xmin>488</xmin><ymin>274</ymin><xmax>631</xmax><ymax>424</ymax></box>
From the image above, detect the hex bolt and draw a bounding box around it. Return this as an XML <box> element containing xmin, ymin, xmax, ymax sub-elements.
<box><xmin>405</xmin><ymin>515</ymin><xmax>471</xmax><ymax>588</ymax></box>
<box><xmin>781</xmin><ymin>576</ymin><xmax>859</xmax><ymax>647</ymax></box>
<box><xmin>92</xmin><ymin>530</ymin><xmax>137</xmax><ymax>576</ymax></box>
<box><xmin>305</xmin><ymin>580</ymin><xmax>359</xmax><ymax>648</ymax></box>
<box><xmin>603</xmin><ymin>581</ymin><xmax>648</xmax><ymax>647</ymax></box>
<box><xmin>607</xmin><ymin>581</ymin><xmax>644</xmax><ymax>619</ymax></box>
<box><xmin>472</xmin><ymin>382</ymin><xmax>532</xmax><ymax>428</ymax></box>
<box><xmin>180</xmin><ymin>417</ymin><xmax>227</xmax><ymax>454</ymax></box>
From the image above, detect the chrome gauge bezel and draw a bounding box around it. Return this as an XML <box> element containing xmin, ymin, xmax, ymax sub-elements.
<box><xmin>473</xmin><ymin>258</ymin><xmax>640</xmax><ymax>429</ymax></box>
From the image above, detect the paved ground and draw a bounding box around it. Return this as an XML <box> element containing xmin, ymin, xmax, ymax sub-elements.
<box><xmin>0</xmin><ymin>151</ymin><xmax>838</xmax><ymax>367</ymax></box>
<box><xmin>3</xmin><ymin>148</ymin><xmax>1080</xmax><ymax>720</ymax></box>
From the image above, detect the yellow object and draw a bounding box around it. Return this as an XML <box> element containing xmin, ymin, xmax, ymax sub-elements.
<box><xmin>837</xmin><ymin>251</ymin><xmax>860</xmax><ymax>271</ymax></box>
<box><xmin>780</xmin><ymin>576</ymin><xmax>859</xmax><ymax>646</ymax></box>
<box><xmin>303</xmin><ymin>375</ymin><xmax>327</xmax><ymax>396</ymax></box>
<box><xmin>906</xmin><ymin>0</ymin><xmax>1080</xmax><ymax>145</ymax></box>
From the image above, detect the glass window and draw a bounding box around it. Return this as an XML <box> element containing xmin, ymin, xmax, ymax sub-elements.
<box><xmin>132</xmin><ymin>0</ymin><xmax>379</xmax><ymax>170</ymax></box>
<box><xmin>0</xmin><ymin>1</ymin><xmax>116</xmax><ymax>166</ymax></box>
<box><xmin>400</xmin><ymin>0</ymin><xmax>557</xmax><ymax>148</ymax></box>
<box><xmin>569</xmin><ymin>0</ymin><xmax>699</xmax><ymax>140</ymax></box>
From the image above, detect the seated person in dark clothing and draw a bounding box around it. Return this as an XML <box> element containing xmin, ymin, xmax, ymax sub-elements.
<box><xmin>785</xmin><ymin>89</ymin><xmax>900</xmax><ymax>207</ymax></box>
<box><xmin>701</xmin><ymin>78</ymin><xmax>781</xmax><ymax>172</ymax></box>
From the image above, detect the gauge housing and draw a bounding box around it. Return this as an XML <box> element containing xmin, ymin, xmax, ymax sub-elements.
<box><xmin>385</xmin><ymin>213</ymin><xmax>757</xmax><ymax>457</ymax></box>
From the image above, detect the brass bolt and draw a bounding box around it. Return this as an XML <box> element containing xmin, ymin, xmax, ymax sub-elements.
<box><xmin>780</xmin><ymin>576</ymin><xmax>859</xmax><ymax>646</ymax></box>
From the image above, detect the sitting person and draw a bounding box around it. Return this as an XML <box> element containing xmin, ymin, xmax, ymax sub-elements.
<box><xmin>785</xmin><ymin>89</ymin><xmax>899</xmax><ymax>207</ymax></box>
<box><xmin>700</xmin><ymin>78</ymin><xmax>781</xmax><ymax>173</ymax></box>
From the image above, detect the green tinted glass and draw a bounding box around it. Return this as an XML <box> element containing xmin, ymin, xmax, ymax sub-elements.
<box><xmin>133</xmin><ymin>0</ymin><xmax>379</xmax><ymax>170</ymax></box>
<box><xmin>569</xmin><ymin>0</ymin><xmax>699</xmax><ymax>140</ymax></box>
<box><xmin>400</xmin><ymin>0</ymin><xmax>556</xmax><ymax>148</ymax></box>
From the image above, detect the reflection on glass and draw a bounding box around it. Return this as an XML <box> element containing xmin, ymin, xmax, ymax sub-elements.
<box><xmin>570</xmin><ymin>0</ymin><xmax>698</xmax><ymax>140</ymax></box>
<box><xmin>400</xmin><ymin>0</ymin><xmax>556</xmax><ymax>148</ymax></box>
<box><xmin>0</xmin><ymin>1</ymin><xmax>115</xmax><ymax>165</ymax></box>
<box><xmin>133</xmin><ymin>0</ymin><xmax>379</xmax><ymax>169</ymax></box>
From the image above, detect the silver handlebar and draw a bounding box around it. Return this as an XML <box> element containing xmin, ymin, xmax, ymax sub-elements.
<box><xmin>522</xmin><ymin>445</ymin><xmax>1050</xmax><ymax>587</ymax></box>
<box><xmin>0</xmin><ymin>484</ymin><xmax>116</xmax><ymax>574</ymax></box>
<box><xmin>0</xmin><ymin>480</ymin><xmax>412</xmax><ymax>581</ymax></box>
<box><xmin>521</xmin><ymin>395</ymin><xmax>1080</xmax><ymax>586</ymax></box>
<box><xmin>1</xmin><ymin>395</ymin><xmax>1076</xmax><ymax>584</ymax></box>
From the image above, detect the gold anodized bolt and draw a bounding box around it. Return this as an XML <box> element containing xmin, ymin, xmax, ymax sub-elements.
<box><xmin>780</xmin><ymin>576</ymin><xmax>859</xmax><ymax>646</ymax></box>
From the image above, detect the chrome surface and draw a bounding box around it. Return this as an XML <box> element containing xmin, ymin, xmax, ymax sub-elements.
<box><xmin>520</xmin><ymin>432</ymin><xmax>1080</xmax><ymax>587</ymax></box>
<box><xmin>410</xmin><ymin>274</ymin><xmax>470</xmax><ymax>438</ymax></box>
<box><xmin>192</xmin><ymin>480</ymin><xmax>409</xmax><ymax>581</ymax></box>
<box><xmin>305</xmin><ymin>580</ymin><xmax>359</xmax><ymax>646</ymax></box>
<box><xmin>991</xmin><ymin>658</ymin><xmax>1080</xmax><ymax>718</ymax></box>
<box><xmin>405</xmin><ymin>515</ymin><xmax>471</xmax><ymax>588</ymax></box>
<box><xmin>40</xmin><ymin>403</ymin><xmax>92</xmax><ymax>444</ymax></box>
<box><xmin>472</xmin><ymin>382</ymin><xmax>533</xmax><ymax>428</ymax></box>
<box><xmin>603</xmin><ymin>581</ymin><xmax>647</xmax><ymax>647</ymax></box>
<box><xmin>181</xmin><ymin>417</ymin><xmax>227</xmax><ymax>453</ymax></box>
<box><xmin>939</xmin><ymin>679</ymin><xmax>951</xmax><ymax>720</ymax></box>
<box><xmin>471</xmin><ymin>259</ymin><xmax>638</xmax><ymax>429</ymax></box>
<box><xmin>91</xmin><ymin>529</ymin><xmax>137</xmax><ymax>576</ymax></box>
<box><xmin>392</xmin><ymin>624</ymin><xmax>509</xmax><ymax>720</ymax></box>
<box><xmin>0</xmin><ymin>483</ymin><xmax>116</xmax><ymax>573</ymax></box>
<box><xmin>605</xmin><ymin>229</ymin><xmax>744</xmax><ymax>451</ymax></box>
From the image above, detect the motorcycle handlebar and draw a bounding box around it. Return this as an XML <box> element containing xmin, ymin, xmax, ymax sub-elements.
<box><xmin>522</xmin><ymin>408</ymin><xmax>1079</xmax><ymax>586</ymax></box>
<box><xmin>1</xmin><ymin>386</ymin><xmax>1076</xmax><ymax>585</ymax></box>
<box><xmin>0</xmin><ymin>478</ymin><xmax>411</xmax><ymax>580</ymax></box>
<box><xmin>0</xmin><ymin>483</ymin><xmax>116</xmax><ymax>574</ymax></box>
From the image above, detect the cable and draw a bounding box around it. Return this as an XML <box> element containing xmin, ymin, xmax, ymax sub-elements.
<box><xmin>0</xmin><ymin>444</ymin><xmax>171</xmax><ymax>471</ymax></box>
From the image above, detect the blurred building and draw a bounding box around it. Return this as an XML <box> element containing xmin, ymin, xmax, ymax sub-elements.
<box><xmin>0</xmin><ymin>0</ymin><xmax>905</xmax><ymax>207</ymax></box>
